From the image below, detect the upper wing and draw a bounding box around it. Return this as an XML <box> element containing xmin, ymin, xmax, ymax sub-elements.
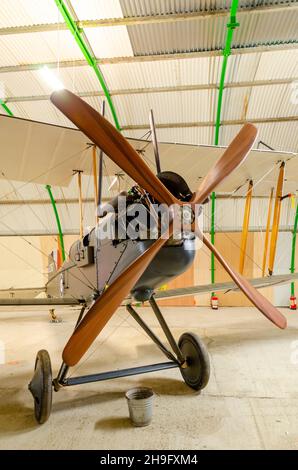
<box><xmin>153</xmin><ymin>272</ymin><xmax>298</xmax><ymax>301</ymax></box>
<box><xmin>0</xmin><ymin>114</ymin><xmax>297</xmax><ymax>196</ymax></box>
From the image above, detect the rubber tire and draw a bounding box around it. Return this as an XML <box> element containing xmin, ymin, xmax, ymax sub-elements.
<box><xmin>29</xmin><ymin>349</ymin><xmax>52</xmax><ymax>424</ymax></box>
<box><xmin>178</xmin><ymin>332</ymin><xmax>210</xmax><ymax>391</ymax></box>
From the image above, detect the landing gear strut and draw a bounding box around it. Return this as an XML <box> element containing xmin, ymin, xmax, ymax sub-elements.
<box><xmin>28</xmin><ymin>298</ymin><xmax>210</xmax><ymax>423</ymax></box>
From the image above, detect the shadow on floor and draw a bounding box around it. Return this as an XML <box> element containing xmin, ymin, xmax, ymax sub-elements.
<box><xmin>52</xmin><ymin>377</ymin><xmax>195</xmax><ymax>413</ymax></box>
<box><xmin>0</xmin><ymin>400</ymin><xmax>36</xmax><ymax>436</ymax></box>
<box><xmin>94</xmin><ymin>417</ymin><xmax>131</xmax><ymax>430</ymax></box>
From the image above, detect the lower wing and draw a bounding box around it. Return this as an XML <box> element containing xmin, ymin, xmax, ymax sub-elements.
<box><xmin>152</xmin><ymin>272</ymin><xmax>298</xmax><ymax>301</ymax></box>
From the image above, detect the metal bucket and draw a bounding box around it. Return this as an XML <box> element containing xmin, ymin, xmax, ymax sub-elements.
<box><xmin>125</xmin><ymin>387</ymin><xmax>154</xmax><ymax>427</ymax></box>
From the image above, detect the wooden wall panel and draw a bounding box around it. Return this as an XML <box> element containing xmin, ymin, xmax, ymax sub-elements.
<box><xmin>215</xmin><ymin>232</ymin><xmax>254</xmax><ymax>306</ymax></box>
<box><xmin>252</xmin><ymin>231</ymin><xmax>273</xmax><ymax>303</ymax></box>
<box><xmin>194</xmin><ymin>244</ymin><xmax>212</xmax><ymax>306</ymax></box>
<box><xmin>157</xmin><ymin>263</ymin><xmax>195</xmax><ymax>306</ymax></box>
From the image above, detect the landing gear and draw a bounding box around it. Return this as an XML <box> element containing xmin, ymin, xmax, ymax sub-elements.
<box><xmin>29</xmin><ymin>299</ymin><xmax>211</xmax><ymax>424</ymax></box>
<box><xmin>178</xmin><ymin>332</ymin><xmax>210</xmax><ymax>391</ymax></box>
<box><xmin>28</xmin><ymin>350</ymin><xmax>52</xmax><ymax>424</ymax></box>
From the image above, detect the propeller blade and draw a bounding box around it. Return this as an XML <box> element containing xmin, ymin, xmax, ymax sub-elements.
<box><xmin>191</xmin><ymin>123</ymin><xmax>257</xmax><ymax>205</ymax></box>
<box><xmin>196</xmin><ymin>229</ymin><xmax>287</xmax><ymax>329</ymax></box>
<box><xmin>62</xmin><ymin>233</ymin><xmax>171</xmax><ymax>366</ymax></box>
<box><xmin>51</xmin><ymin>89</ymin><xmax>177</xmax><ymax>206</ymax></box>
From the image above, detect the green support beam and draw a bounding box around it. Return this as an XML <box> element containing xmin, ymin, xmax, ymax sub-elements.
<box><xmin>54</xmin><ymin>0</ymin><xmax>121</xmax><ymax>131</ymax></box>
<box><xmin>0</xmin><ymin>98</ymin><xmax>14</xmax><ymax>116</ymax></box>
<box><xmin>211</xmin><ymin>0</ymin><xmax>240</xmax><ymax>289</ymax></box>
<box><xmin>211</xmin><ymin>192</ymin><xmax>216</xmax><ymax>285</ymax></box>
<box><xmin>46</xmin><ymin>185</ymin><xmax>66</xmax><ymax>262</ymax></box>
<box><xmin>290</xmin><ymin>203</ymin><xmax>298</xmax><ymax>297</ymax></box>
<box><xmin>214</xmin><ymin>0</ymin><xmax>240</xmax><ymax>146</ymax></box>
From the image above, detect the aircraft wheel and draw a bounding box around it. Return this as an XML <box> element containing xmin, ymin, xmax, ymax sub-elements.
<box><xmin>28</xmin><ymin>349</ymin><xmax>52</xmax><ymax>424</ymax></box>
<box><xmin>178</xmin><ymin>332</ymin><xmax>210</xmax><ymax>391</ymax></box>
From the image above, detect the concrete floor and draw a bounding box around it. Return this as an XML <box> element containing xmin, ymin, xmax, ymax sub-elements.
<box><xmin>0</xmin><ymin>305</ymin><xmax>297</xmax><ymax>450</ymax></box>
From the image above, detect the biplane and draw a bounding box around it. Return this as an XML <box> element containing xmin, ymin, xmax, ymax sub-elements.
<box><xmin>0</xmin><ymin>90</ymin><xmax>297</xmax><ymax>424</ymax></box>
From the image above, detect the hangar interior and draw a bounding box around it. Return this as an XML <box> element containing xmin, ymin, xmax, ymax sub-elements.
<box><xmin>0</xmin><ymin>0</ymin><xmax>297</xmax><ymax>450</ymax></box>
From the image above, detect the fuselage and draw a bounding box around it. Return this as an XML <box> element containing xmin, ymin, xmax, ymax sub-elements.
<box><xmin>46</xmin><ymin>171</ymin><xmax>196</xmax><ymax>303</ymax></box>
<box><xmin>46</xmin><ymin>229</ymin><xmax>195</xmax><ymax>303</ymax></box>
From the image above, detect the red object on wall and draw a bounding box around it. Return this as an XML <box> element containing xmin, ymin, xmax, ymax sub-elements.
<box><xmin>290</xmin><ymin>295</ymin><xmax>297</xmax><ymax>310</ymax></box>
<box><xmin>211</xmin><ymin>295</ymin><xmax>219</xmax><ymax>310</ymax></box>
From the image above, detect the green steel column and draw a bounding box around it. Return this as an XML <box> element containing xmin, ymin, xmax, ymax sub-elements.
<box><xmin>290</xmin><ymin>203</ymin><xmax>298</xmax><ymax>296</ymax></box>
<box><xmin>54</xmin><ymin>0</ymin><xmax>121</xmax><ymax>131</ymax></box>
<box><xmin>46</xmin><ymin>185</ymin><xmax>66</xmax><ymax>262</ymax></box>
<box><xmin>211</xmin><ymin>192</ymin><xmax>216</xmax><ymax>285</ymax></box>
<box><xmin>211</xmin><ymin>0</ymin><xmax>239</xmax><ymax>287</ymax></box>
<box><xmin>0</xmin><ymin>99</ymin><xmax>14</xmax><ymax>116</ymax></box>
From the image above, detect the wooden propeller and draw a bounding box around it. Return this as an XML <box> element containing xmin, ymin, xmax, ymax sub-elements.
<box><xmin>51</xmin><ymin>90</ymin><xmax>287</xmax><ymax>367</ymax></box>
<box><xmin>51</xmin><ymin>90</ymin><xmax>176</xmax><ymax>206</ymax></box>
<box><xmin>63</xmin><ymin>231</ymin><xmax>171</xmax><ymax>366</ymax></box>
<box><xmin>51</xmin><ymin>90</ymin><xmax>257</xmax><ymax>207</ymax></box>
<box><xmin>191</xmin><ymin>123</ymin><xmax>257</xmax><ymax>205</ymax></box>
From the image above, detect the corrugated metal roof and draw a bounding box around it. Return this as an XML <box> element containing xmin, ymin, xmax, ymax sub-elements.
<box><xmin>221</xmin><ymin>122</ymin><xmax>298</xmax><ymax>152</ymax></box>
<box><xmin>0</xmin><ymin>66</ymin><xmax>101</xmax><ymax>98</ymax></box>
<box><xmin>111</xmin><ymin>89</ymin><xmax>217</xmax><ymax>126</ymax></box>
<box><xmin>252</xmin><ymin>122</ymin><xmax>298</xmax><ymax>152</ymax></box>
<box><xmin>254</xmin><ymin>49</ymin><xmax>298</xmax><ymax>79</ymax></box>
<box><xmin>7</xmin><ymin>100</ymin><xmax>76</xmax><ymax>128</ymax></box>
<box><xmin>84</xmin><ymin>26</ymin><xmax>134</xmax><ymax>58</ymax></box>
<box><xmin>0</xmin><ymin>30</ymin><xmax>83</xmax><ymax>67</ymax></box>
<box><xmin>0</xmin><ymin>0</ymin><xmax>62</xmax><ymax>27</ymax></box>
<box><xmin>0</xmin><ymin>1</ymin><xmax>295</xmax><ymax>163</ymax></box>
<box><xmin>126</xmin><ymin>16</ymin><xmax>227</xmax><ymax>55</ymax></box>
<box><xmin>226</xmin><ymin>53</ymin><xmax>262</xmax><ymax>83</ymax></box>
<box><xmin>119</xmin><ymin>0</ymin><xmax>294</xmax><ymax>17</ymax></box>
<box><xmin>101</xmin><ymin>56</ymin><xmax>222</xmax><ymax>90</ymax></box>
<box><xmin>71</xmin><ymin>0</ymin><xmax>124</xmax><ymax>20</ymax></box>
<box><xmin>232</xmin><ymin>9</ymin><xmax>298</xmax><ymax>48</ymax></box>
<box><xmin>125</xmin><ymin>8</ymin><xmax>298</xmax><ymax>56</ymax></box>
<box><xmin>247</xmin><ymin>83</ymin><xmax>297</xmax><ymax>119</ymax></box>
<box><xmin>120</xmin><ymin>0</ymin><xmax>214</xmax><ymax>16</ymax></box>
<box><xmin>221</xmin><ymin>86</ymin><xmax>251</xmax><ymax>120</ymax></box>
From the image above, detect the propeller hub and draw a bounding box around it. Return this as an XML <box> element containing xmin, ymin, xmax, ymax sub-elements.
<box><xmin>181</xmin><ymin>205</ymin><xmax>195</xmax><ymax>224</ymax></box>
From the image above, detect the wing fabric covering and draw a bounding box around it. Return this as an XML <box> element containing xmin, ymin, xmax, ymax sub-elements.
<box><xmin>153</xmin><ymin>272</ymin><xmax>298</xmax><ymax>300</ymax></box>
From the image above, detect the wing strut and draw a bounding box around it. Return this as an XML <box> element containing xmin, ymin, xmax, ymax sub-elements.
<box><xmin>97</xmin><ymin>101</ymin><xmax>105</xmax><ymax>211</ymax></box>
<box><xmin>149</xmin><ymin>109</ymin><xmax>161</xmax><ymax>174</ymax></box>
<box><xmin>262</xmin><ymin>187</ymin><xmax>274</xmax><ymax>276</ymax></box>
<box><xmin>239</xmin><ymin>179</ymin><xmax>253</xmax><ymax>274</ymax></box>
<box><xmin>268</xmin><ymin>162</ymin><xmax>285</xmax><ymax>275</ymax></box>
<box><xmin>73</xmin><ymin>170</ymin><xmax>84</xmax><ymax>239</ymax></box>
